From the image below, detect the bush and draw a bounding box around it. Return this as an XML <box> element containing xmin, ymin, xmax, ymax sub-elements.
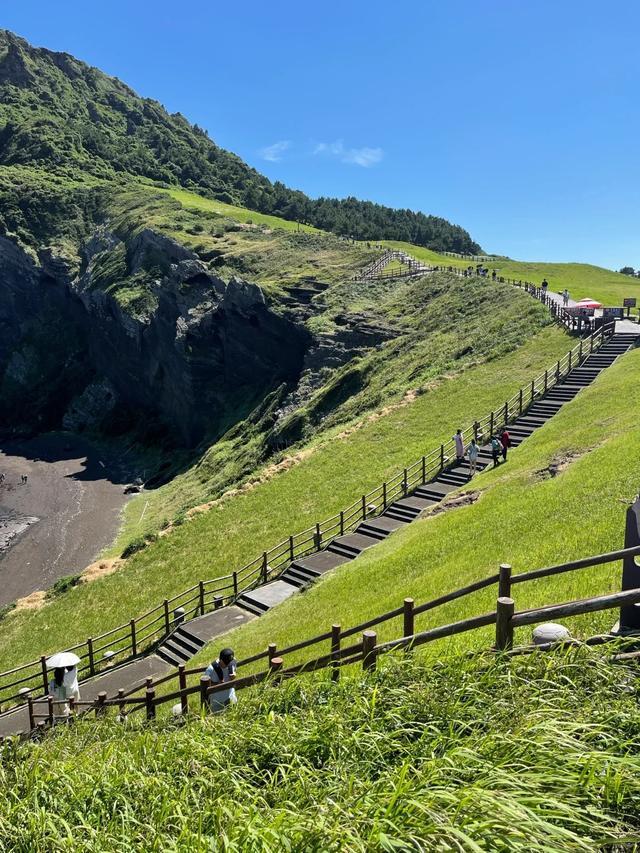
<box><xmin>46</xmin><ymin>574</ymin><xmax>82</xmax><ymax>599</ymax></box>
<box><xmin>120</xmin><ymin>537</ymin><xmax>147</xmax><ymax>559</ymax></box>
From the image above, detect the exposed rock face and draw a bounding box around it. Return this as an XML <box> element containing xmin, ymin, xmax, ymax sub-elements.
<box><xmin>0</xmin><ymin>229</ymin><xmax>309</xmax><ymax>446</ymax></box>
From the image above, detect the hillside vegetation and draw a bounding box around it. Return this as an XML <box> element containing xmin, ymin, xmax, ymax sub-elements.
<box><xmin>0</xmin><ymin>29</ymin><xmax>479</xmax><ymax>252</ymax></box>
<box><xmin>187</xmin><ymin>344</ymin><xmax>640</xmax><ymax>672</ymax></box>
<box><xmin>0</xmin><ymin>324</ymin><xmax>567</xmax><ymax>669</ymax></box>
<box><xmin>384</xmin><ymin>240</ymin><xmax>640</xmax><ymax>313</ymax></box>
<box><xmin>2</xmin><ymin>649</ymin><xmax>640</xmax><ymax>850</ymax></box>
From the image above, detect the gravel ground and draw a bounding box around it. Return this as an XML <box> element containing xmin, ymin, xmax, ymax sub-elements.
<box><xmin>0</xmin><ymin>433</ymin><xmax>134</xmax><ymax>607</ymax></box>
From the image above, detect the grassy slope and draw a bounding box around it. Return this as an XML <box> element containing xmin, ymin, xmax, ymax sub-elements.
<box><xmin>190</xmin><ymin>345</ymin><xmax>640</xmax><ymax>671</ymax></box>
<box><xmin>3</xmin><ymin>649</ymin><xmax>640</xmax><ymax>851</ymax></box>
<box><xmin>0</xmin><ymin>327</ymin><xmax>568</xmax><ymax>668</ymax></box>
<box><xmin>112</xmin><ymin>275</ymin><xmax>554</xmax><ymax>541</ymax></box>
<box><xmin>383</xmin><ymin>239</ymin><xmax>640</xmax><ymax>313</ymax></box>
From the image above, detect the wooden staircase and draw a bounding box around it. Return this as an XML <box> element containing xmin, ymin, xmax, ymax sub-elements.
<box><xmin>237</xmin><ymin>332</ymin><xmax>637</xmax><ymax>617</ymax></box>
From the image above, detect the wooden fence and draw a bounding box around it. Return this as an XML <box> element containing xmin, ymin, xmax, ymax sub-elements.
<box><xmin>22</xmin><ymin>540</ymin><xmax>640</xmax><ymax>734</ymax></box>
<box><xmin>0</xmin><ymin>319</ymin><xmax>616</xmax><ymax>712</ymax></box>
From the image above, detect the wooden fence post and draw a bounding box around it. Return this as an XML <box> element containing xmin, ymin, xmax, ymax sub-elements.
<box><xmin>314</xmin><ymin>525</ymin><xmax>321</xmax><ymax>551</ymax></box>
<box><xmin>531</xmin><ymin>379</ymin><xmax>535</xmax><ymax>402</ymax></box>
<box><xmin>498</xmin><ymin>563</ymin><xmax>512</xmax><ymax>599</ymax></box>
<box><xmin>489</xmin><ymin>411</ymin><xmax>494</xmax><ymax>436</ymax></box>
<box><xmin>233</xmin><ymin>571</ymin><xmax>238</xmax><ymax>598</ymax></box>
<box><xmin>556</xmin><ymin>360</ymin><xmax>560</xmax><ymax>382</ymax></box>
<box><xmin>474</xmin><ymin>421</ymin><xmax>479</xmax><ymax>442</ymax></box>
<box><xmin>130</xmin><ymin>619</ymin><xmax>137</xmax><ymax>657</ymax></box>
<box><xmin>268</xmin><ymin>643</ymin><xmax>277</xmax><ymax>664</ymax></box>
<box><xmin>145</xmin><ymin>688</ymin><xmax>156</xmax><ymax>720</ymax></box>
<box><xmin>214</xmin><ymin>595</ymin><xmax>223</xmax><ymax>610</ymax></box>
<box><xmin>568</xmin><ymin>350</ymin><xmax>572</xmax><ymax>372</ymax></box>
<box><xmin>48</xmin><ymin>695</ymin><xmax>54</xmax><ymax>726</ymax></box>
<box><xmin>179</xmin><ymin>665</ymin><xmax>188</xmax><ymax>715</ymax></box>
<box><xmin>403</xmin><ymin>597</ymin><xmax>415</xmax><ymax>643</ymax></box>
<box><xmin>503</xmin><ymin>401</ymin><xmax>508</xmax><ymax>425</ymax></box>
<box><xmin>331</xmin><ymin>624</ymin><xmax>341</xmax><ymax>683</ymax></box>
<box><xmin>362</xmin><ymin>631</ymin><xmax>378</xmax><ymax>672</ymax></box>
<box><xmin>495</xmin><ymin>597</ymin><xmax>515</xmax><ymax>651</ymax></box>
<box><xmin>262</xmin><ymin>551</ymin><xmax>269</xmax><ymax>582</ymax></box>
<box><xmin>163</xmin><ymin>600</ymin><xmax>170</xmax><ymax>635</ymax></box>
<box><xmin>27</xmin><ymin>696</ymin><xmax>35</xmax><ymax>731</ymax></box>
<box><xmin>361</xmin><ymin>495</ymin><xmax>366</xmax><ymax>520</ymax></box>
<box><xmin>340</xmin><ymin>510</ymin><xmax>345</xmax><ymax>535</ymax></box>
<box><xmin>421</xmin><ymin>456</ymin><xmax>426</xmax><ymax>483</ymax></box>
<box><xmin>87</xmin><ymin>638</ymin><xmax>95</xmax><ymax>677</ymax></box>
<box><xmin>403</xmin><ymin>469</ymin><xmax>408</xmax><ymax>495</ymax></box>
<box><xmin>269</xmin><ymin>657</ymin><xmax>283</xmax><ymax>684</ymax></box>
<box><xmin>96</xmin><ymin>691</ymin><xmax>107</xmax><ymax>717</ymax></box>
<box><xmin>544</xmin><ymin>370</ymin><xmax>548</xmax><ymax>393</ymax></box>
<box><xmin>200</xmin><ymin>675</ymin><xmax>211</xmax><ymax>709</ymax></box>
<box><xmin>519</xmin><ymin>388</ymin><xmax>523</xmax><ymax>416</ymax></box>
<box><xmin>40</xmin><ymin>655</ymin><xmax>48</xmax><ymax>696</ymax></box>
<box><xmin>289</xmin><ymin>535</ymin><xmax>295</xmax><ymax>562</ymax></box>
<box><xmin>199</xmin><ymin>581</ymin><xmax>206</xmax><ymax>615</ymax></box>
<box><xmin>440</xmin><ymin>444</ymin><xmax>445</xmax><ymax>468</ymax></box>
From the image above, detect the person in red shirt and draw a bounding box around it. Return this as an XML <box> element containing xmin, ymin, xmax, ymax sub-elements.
<box><xmin>500</xmin><ymin>428</ymin><xmax>511</xmax><ymax>462</ymax></box>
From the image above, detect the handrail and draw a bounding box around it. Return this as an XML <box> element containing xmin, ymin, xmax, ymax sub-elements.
<box><xmin>20</xmin><ymin>546</ymin><xmax>640</xmax><ymax>738</ymax></box>
<box><xmin>0</xmin><ymin>290</ymin><xmax>617</xmax><ymax>712</ymax></box>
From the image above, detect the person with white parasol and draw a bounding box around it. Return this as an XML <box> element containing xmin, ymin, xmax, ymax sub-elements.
<box><xmin>47</xmin><ymin>651</ymin><xmax>81</xmax><ymax>719</ymax></box>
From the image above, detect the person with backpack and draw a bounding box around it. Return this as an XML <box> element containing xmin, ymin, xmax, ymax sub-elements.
<box><xmin>500</xmin><ymin>428</ymin><xmax>511</xmax><ymax>462</ymax></box>
<box><xmin>466</xmin><ymin>438</ymin><xmax>479</xmax><ymax>479</ymax></box>
<box><xmin>205</xmin><ymin>648</ymin><xmax>237</xmax><ymax>712</ymax></box>
<box><xmin>490</xmin><ymin>436</ymin><xmax>501</xmax><ymax>467</ymax></box>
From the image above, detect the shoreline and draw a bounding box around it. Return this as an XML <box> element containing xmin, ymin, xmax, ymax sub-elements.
<box><xmin>0</xmin><ymin>432</ymin><xmax>136</xmax><ymax>607</ymax></box>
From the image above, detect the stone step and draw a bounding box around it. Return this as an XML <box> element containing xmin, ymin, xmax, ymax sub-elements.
<box><xmin>170</xmin><ymin>631</ymin><xmax>203</xmax><ymax>658</ymax></box>
<box><xmin>156</xmin><ymin>641</ymin><xmax>187</xmax><ymax>667</ymax></box>
<box><xmin>280</xmin><ymin>566</ymin><xmax>318</xmax><ymax>589</ymax></box>
<box><xmin>327</xmin><ymin>532</ymin><xmax>380</xmax><ymax>559</ymax></box>
<box><xmin>357</xmin><ymin>516</ymin><xmax>407</xmax><ymax>538</ymax></box>
<box><xmin>290</xmin><ymin>551</ymin><xmax>350</xmax><ymax>575</ymax></box>
<box><xmin>383</xmin><ymin>504</ymin><xmax>421</xmax><ymax>523</ymax></box>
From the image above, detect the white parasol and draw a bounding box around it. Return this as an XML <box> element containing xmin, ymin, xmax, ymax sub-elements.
<box><xmin>46</xmin><ymin>651</ymin><xmax>80</xmax><ymax>669</ymax></box>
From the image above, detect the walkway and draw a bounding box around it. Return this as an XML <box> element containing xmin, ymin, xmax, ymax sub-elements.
<box><xmin>0</xmin><ymin>606</ymin><xmax>254</xmax><ymax>737</ymax></box>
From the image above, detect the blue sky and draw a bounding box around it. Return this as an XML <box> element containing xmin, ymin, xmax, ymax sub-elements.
<box><xmin>2</xmin><ymin>1</ymin><xmax>639</xmax><ymax>268</ymax></box>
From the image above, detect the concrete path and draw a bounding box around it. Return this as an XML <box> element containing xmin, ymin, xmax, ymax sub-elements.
<box><xmin>0</xmin><ymin>607</ymin><xmax>255</xmax><ymax>738</ymax></box>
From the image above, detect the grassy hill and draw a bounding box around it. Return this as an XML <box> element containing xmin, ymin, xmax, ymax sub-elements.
<box><xmin>383</xmin><ymin>240</ymin><xmax>640</xmax><ymax>313</ymax></box>
<box><xmin>0</xmin><ymin>29</ymin><xmax>479</xmax><ymax>252</ymax></box>
<box><xmin>2</xmin><ymin>648</ymin><xmax>640</xmax><ymax>850</ymax></box>
<box><xmin>0</xmin><ymin>322</ymin><xmax>567</xmax><ymax>669</ymax></box>
<box><xmin>186</xmin><ymin>344</ymin><xmax>640</xmax><ymax>672</ymax></box>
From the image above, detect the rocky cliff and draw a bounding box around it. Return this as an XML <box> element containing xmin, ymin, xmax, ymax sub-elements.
<box><xmin>0</xmin><ymin>226</ymin><xmax>309</xmax><ymax>446</ymax></box>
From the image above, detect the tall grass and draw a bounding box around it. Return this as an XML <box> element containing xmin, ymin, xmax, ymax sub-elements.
<box><xmin>2</xmin><ymin>648</ymin><xmax>640</xmax><ymax>850</ymax></box>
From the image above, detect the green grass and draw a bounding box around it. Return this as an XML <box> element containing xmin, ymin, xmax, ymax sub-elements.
<box><xmin>164</xmin><ymin>187</ymin><xmax>321</xmax><ymax>233</ymax></box>
<box><xmin>3</xmin><ymin>648</ymin><xmax>640</xmax><ymax>850</ymax></box>
<box><xmin>383</xmin><ymin>239</ymin><xmax>640</xmax><ymax>315</ymax></box>
<box><xmin>191</xmin><ymin>344</ymin><xmax>640</xmax><ymax>672</ymax></box>
<box><xmin>0</xmin><ymin>325</ymin><xmax>569</xmax><ymax>670</ymax></box>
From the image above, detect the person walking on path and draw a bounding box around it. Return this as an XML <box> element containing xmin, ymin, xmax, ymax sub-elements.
<box><xmin>562</xmin><ymin>289</ymin><xmax>570</xmax><ymax>306</ymax></box>
<box><xmin>205</xmin><ymin>648</ymin><xmax>237</xmax><ymax>713</ymax></box>
<box><xmin>48</xmin><ymin>666</ymin><xmax>80</xmax><ymax>719</ymax></box>
<box><xmin>500</xmin><ymin>428</ymin><xmax>511</xmax><ymax>462</ymax></box>
<box><xmin>454</xmin><ymin>429</ymin><xmax>465</xmax><ymax>462</ymax></box>
<box><xmin>490</xmin><ymin>436</ymin><xmax>501</xmax><ymax>467</ymax></box>
<box><xmin>467</xmin><ymin>439</ymin><xmax>479</xmax><ymax>479</ymax></box>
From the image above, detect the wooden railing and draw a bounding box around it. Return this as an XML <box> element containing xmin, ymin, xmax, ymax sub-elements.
<box><xmin>0</xmin><ymin>320</ymin><xmax>616</xmax><ymax>713</ymax></box>
<box><xmin>21</xmin><ymin>541</ymin><xmax>640</xmax><ymax>734</ymax></box>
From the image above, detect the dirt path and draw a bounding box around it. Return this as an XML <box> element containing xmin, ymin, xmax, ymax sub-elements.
<box><xmin>0</xmin><ymin>433</ymin><xmax>134</xmax><ymax>607</ymax></box>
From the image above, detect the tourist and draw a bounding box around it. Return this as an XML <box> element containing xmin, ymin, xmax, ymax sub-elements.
<box><xmin>453</xmin><ymin>429</ymin><xmax>464</xmax><ymax>461</ymax></box>
<box><xmin>467</xmin><ymin>438</ymin><xmax>479</xmax><ymax>479</ymax></box>
<box><xmin>541</xmin><ymin>279</ymin><xmax>549</xmax><ymax>295</ymax></box>
<box><xmin>205</xmin><ymin>648</ymin><xmax>237</xmax><ymax>712</ymax></box>
<box><xmin>500</xmin><ymin>428</ymin><xmax>511</xmax><ymax>461</ymax></box>
<box><xmin>490</xmin><ymin>436</ymin><xmax>501</xmax><ymax>467</ymax></box>
<box><xmin>562</xmin><ymin>289</ymin><xmax>570</xmax><ymax>306</ymax></box>
<box><xmin>48</xmin><ymin>666</ymin><xmax>80</xmax><ymax>719</ymax></box>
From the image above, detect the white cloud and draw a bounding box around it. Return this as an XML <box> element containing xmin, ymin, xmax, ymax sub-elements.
<box><xmin>313</xmin><ymin>140</ymin><xmax>383</xmax><ymax>168</ymax></box>
<box><xmin>259</xmin><ymin>140</ymin><xmax>291</xmax><ymax>162</ymax></box>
